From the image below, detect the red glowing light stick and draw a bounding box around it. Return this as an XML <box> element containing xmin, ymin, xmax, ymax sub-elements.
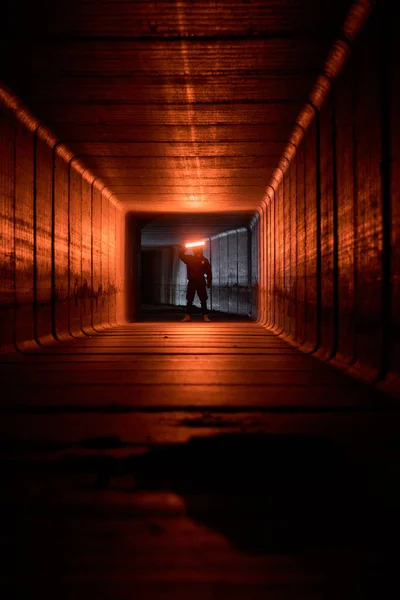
<box><xmin>185</xmin><ymin>240</ymin><xmax>205</xmax><ymax>248</ymax></box>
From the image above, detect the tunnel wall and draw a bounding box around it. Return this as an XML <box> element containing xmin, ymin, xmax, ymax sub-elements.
<box><xmin>141</xmin><ymin>247</ymin><xmax>175</xmax><ymax>306</ymax></box>
<box><xmin>260</xmin><ymin>10</ymin><xmax>399</xmax><ymax>394</ymax></box>
<box><xmin>0</xmin><ymin>99</ymin><xmax>124</xmax><ymax>350</ymax></box>
<box><xmin>209</xmin><ymin>228</ymin><xmax>253</xmax><ymax>316</ymax></box>
<box><xmin>141</xmin><ymin>226</ymin><xmax>257</xmax><ymax>317</ymax></box>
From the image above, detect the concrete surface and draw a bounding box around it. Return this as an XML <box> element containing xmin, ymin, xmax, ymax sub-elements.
<box><xmin>1</xmin><ymin>319</ymin><xmax>399</xmax><ymax>599</ymax></box>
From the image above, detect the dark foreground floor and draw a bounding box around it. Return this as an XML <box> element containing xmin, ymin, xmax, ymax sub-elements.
<box><xmin>0</xmin><ymin>316</ymin><xmax>399</xmax><ymax>599</ymax></box>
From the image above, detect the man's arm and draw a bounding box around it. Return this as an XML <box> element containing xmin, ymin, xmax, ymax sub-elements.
<box><xmin>178</xmin><ymin>246</ymin><xmax>189</xmax><ymax>264</ymax></box>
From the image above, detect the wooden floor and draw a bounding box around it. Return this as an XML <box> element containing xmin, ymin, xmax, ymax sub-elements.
<box><xmin>1</xmin><ymin>316</ymin><xmax>399</xmax><ymax>599</ymax></box>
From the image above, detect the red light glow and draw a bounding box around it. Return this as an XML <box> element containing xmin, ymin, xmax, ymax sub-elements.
<box><xmin>185</xmin><ymin>240</ymin><xmax>205</xmax><ymax>248</ymax></box>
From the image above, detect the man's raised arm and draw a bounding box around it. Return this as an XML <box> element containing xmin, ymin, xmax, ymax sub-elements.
<box><xmin>178</xmin><ymin>246</ymin><xmax>189</xmax><ymax>264</ymax></box>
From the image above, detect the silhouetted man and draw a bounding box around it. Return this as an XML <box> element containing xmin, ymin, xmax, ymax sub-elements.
<box><xmin>179</xmin><ymin>245</ymin><xmax>212</xmax><ymax>322</ymax></box>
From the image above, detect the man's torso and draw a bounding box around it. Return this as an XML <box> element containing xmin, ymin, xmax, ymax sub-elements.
<box><xmin>186</xmin><ymin>256</ymin><xmax>209</xmax><ymax>281</ymax></box>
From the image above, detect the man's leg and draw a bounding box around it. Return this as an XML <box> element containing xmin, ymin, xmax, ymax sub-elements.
<box><xmin>183</xmin><ymin>280</ymin><xmax>195</xmax><ymax>321</ymax></box>
<box><xmin>197</xmin><ymin>283</ymin><xmax>210</xmax><ymax>321</ymax></box>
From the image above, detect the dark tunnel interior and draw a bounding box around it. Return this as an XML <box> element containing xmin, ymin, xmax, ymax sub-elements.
<box><xmin>1</xmin><ymin>0</ymin><xmax>400</xmax><ymax>598</ymax></box>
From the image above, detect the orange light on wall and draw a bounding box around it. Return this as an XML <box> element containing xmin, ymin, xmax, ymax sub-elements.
<box><xmin>185</xmin><ymin>240</ymin><xmax>205</xmax><ymax>248</ymax></box>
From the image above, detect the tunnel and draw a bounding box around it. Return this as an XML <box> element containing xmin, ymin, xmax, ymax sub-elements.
<box><xmin>1</xmin><ymin>0</ymin><xmax>399</xmax><ymax>598</ymax></box>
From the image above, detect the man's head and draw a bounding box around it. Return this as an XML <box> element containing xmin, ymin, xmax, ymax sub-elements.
<box><xmin>193</xmin><ymin>247</ymin><xmax>204</xmax><ymax>257</ymax></box>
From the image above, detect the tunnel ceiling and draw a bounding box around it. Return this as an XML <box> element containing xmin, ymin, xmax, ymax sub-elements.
<box><xmin>3</xmin><ymin>0</ymin><xmax>351</xmax><ymax>213</ymax></box>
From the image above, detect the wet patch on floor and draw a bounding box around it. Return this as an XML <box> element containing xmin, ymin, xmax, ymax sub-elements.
<box><xmin>21</xmin><ymin>432</ymin><xmax>397</xmax><ymax>558</ymax></box>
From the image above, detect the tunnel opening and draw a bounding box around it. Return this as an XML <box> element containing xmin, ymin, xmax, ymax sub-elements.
<box><xmin>124</xmin><ymin>211</ymin><xmax>259</xmax><ymax>322</ymax></box>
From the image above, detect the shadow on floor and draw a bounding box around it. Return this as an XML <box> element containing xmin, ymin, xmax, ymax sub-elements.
<box><xmin>63</xmin><ymin>432</ymin><xmax>398</xmax><ymax>556</ymax></box>
<box><xmin>3</xmin><ymin>432</ymin><xmax>399</xmax><ymax>599</ymax></box>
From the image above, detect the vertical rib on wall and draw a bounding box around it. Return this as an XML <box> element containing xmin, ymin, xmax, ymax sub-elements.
<box><xmin>257</xmin><ymin>206</ymin><xmax>267</xmax><ymax>325</ymax></box>
<box><xmin>0</xmin><ymin>104</ymin><xmax>14</xmax><ymax>348</ymax></box>
<box><xmin>69</xmin><ymin>165</ymin><xmax>82</xmax><ymax>336</ymax></box>
<box><xmin>92</xmin><ymin>186</ymin><xmax>102</xmax><ymax>328</ymax></box>
<box><xmin>53</xmin><ymin>152</ymin><xmax>69</xmax><ymax>339</ymax></box>
<box><xmin>262</xmin><ymin>6</ymin><xmax>399</xmax><ymax>395</ymax></box>
<box><xmin>335</xmin><ymin>60</ymin><xmax>357</xmax><ymax>366</ymax></box>
<box><xmin>35</xmin><ymin>136</ymin><xmax>53</xmax><ymax>342</ymax></box>
<box><xmin>0</xmin><ymin>96</ymin><xmax>124</xmax><ymax>350</ymax></box>
<box><xmin>81</xmin><ymin>178</ymin><xmax>92</xmax><ymax>331</ymax></box>
<box><xmin>15</xmin><ymin>120</ymin><xmax>35</xmax><ymax>345</ymax></box>
<box><xmin>115</xmin><ymin>196</ymin><xmax>125</xmax><ymax>323</ymax></box>
<box><xmin>381</xmin><ymin>0</ymin><xmax>399</xmax><ymax>396</ymax></box>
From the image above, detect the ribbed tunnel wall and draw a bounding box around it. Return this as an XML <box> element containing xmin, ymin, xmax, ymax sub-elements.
<box><xmin>0</xmin><ymin>1</ymin><xmax>398</xmax><ymax>399</ymax></box>
<box><xmin>141</xmin><ymin>221</ymin><xmax>259</xmax><ymax>318</ymax></box>
<box><xmin>257</xmin><ymin>12</ymin><xmax>399</xmax><ymax>395</ymax></box>
<box><xmin>0</xmin><ymin>101</ymin><xmax>125</xmax><ymax>350</ymax></box>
